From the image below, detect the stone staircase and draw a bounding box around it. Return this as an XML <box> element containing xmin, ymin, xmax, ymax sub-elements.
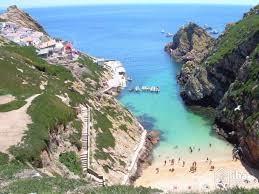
<box><xmin>80</xmin><ymin>105</ymin><xmax>89</xmax><ymax>173</ymax></box>
<box><xmin>79</xmin><ymin>104</ymin><xmax>105</xmax><ymax>186</ymax></box>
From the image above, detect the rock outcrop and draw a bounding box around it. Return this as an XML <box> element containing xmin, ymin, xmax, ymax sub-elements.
<box><xmin>166</xmin><ymin>5</ymin><xmax>259</xmax><ymax>168</ymax></box>
<box><xmin>0</xmin><ymin>5</ymin><xmax>47</xmax><ymax>34</ymax></box>
<box><xmin>165</xmin><ymin>22</ymin><xmax>215</xmax><ymax>85</ymax></box>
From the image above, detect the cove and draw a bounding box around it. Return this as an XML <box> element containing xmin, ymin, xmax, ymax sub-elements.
<box><xmin>26</xmin><ymin>3</ymin><xmax>251</xmax><ymax>166</ymax></box>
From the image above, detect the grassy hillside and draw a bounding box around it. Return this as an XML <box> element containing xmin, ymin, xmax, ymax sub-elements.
<box><xmin>0</xmin><ymin>41</ymin><xmax>99</xmax><ymax>166</ymax></box>
<box><xmin>206</xmin><ymin>9</ymin><xmax>259</xmax><ymax>66</ymax></box>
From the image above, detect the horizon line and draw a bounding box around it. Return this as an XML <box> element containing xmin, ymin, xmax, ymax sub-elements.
<box><xmin>0</xmin><ymin>2</ymin><xmax>256</xmax><ymax>9</ymax></box>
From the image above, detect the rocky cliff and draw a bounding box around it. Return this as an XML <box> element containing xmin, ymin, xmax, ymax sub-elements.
<box><xmin>166</xmin><ymin>5</ymin><xmax>259</xmax><ymax>168</ymax></box>
<box><xmin>0</xmin><ymin>5</ymin><xmax>150</xmax><ymax>188</ymax></box>
<box><xmin>0</xmin><ymin>5</ymin><xmax>47</xmax><ymax>34</ymax></box>
<box><xmin>165</xmin><ymin>22</ymin><xmax>215</xmax><ymax>85</ymax></box>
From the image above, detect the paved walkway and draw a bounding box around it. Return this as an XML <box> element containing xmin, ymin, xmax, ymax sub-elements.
<box><xmin>122</xmin><ymin>125</ymin><xmax>147</xmax><ymax>184</ymax></box>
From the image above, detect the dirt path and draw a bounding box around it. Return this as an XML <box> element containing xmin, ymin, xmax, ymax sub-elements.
<box><xmin>0</xmin><ymin>95</ymin><xmax>15</xmax><ymax>105</ymax></box>
<box><xmin>0</xmin><ymin>94</ymin><xmax>41</xmax><ymax>152</ymax></box>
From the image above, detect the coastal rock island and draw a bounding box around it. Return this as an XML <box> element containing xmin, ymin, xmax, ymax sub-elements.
<box><xmin>165</xmin><ymin>22</ymin><xmax>215</xmax><ymax>83</ymax></box>
<box><xmin>166</xmin><ymin>5</ymin><xmax>259</xmax><ymax>169</ymax></box>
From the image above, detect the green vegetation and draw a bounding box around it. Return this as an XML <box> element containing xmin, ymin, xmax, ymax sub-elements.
<box><xmin>79</xmin><ymin>55</ymin><xmax>103</xmax><ymax>82</ymax></box>
<box><xmin>103</xmin><ymin>165</ymin><xmax>110</xmax><ymax>173</ymax></box>
<box><xmin>206</xmin><ymin>12</ymin><xmax>259</xmax><ymax>66</ymax></box>
<box><xmin>69</xmin><ymin>120</ymin><xmax>83</xmax><ymax>150</ymax></box>
<box><xmin>93</xmin><ymin>110</ymin><xmax>115</xmax><ymax>150</ymax></box>
<box><xmin>119</xmin><ymin>124</ymin><xmax>128</xmax><ymax>132</ymax></box>
<box><xmin>59</xmin><ymin>151</ymin><xmax>82</xmax><ymax>175</ymax></box>
<box><xmin>103</xmin><ymin>105</ymin><xmax>121</xmax><ymax>118</ymax></box>
<box><xmin>0</xmin><ymin>160</ymin><xmax>25</xmax><ymax>180</ymax></box>
<box><xmin>1</xmin><ymin>177</ymin><xmax>90</xmax><ymax>194</ymax></box>
<box><xmin>10</xmin><ymin>94</ymin><xmax>76</xmax><ymax>165</ymax></box>
<box><xmin>118</xmin><ymin>159</ymin><xmax>126</xmax><ymax>167</ymax></box>
<box><xmin>94</xmin><ymin>149</ymin><xmax>115</xmax><ymax>163</ymax></box>
<box><xmin>231</xmin><ymin>44</ymin><xmax>259</xmax><ymax>99</ymax></box>
<box><xmin>5</xmin><ymin>45</ymin><xmax>73</xmax><ymax>79</ymax></box>
<box><xmin>207</xmin><ymin>187</ymin><xmax>259</xmax><ymax>194</ymax></box>
<box><xmin>0</xmin><ymin>99</ymin><xmax>26</xmax><ymax>112</ymax></box>
<box><xmin>0</xmin><ymin>152</ymin><xmax>9</xmax><ymax>165</ymax></box>
<box><xmin>0</xmin><ymin>42</ymin><xmax>99</xmax><ymax>165</ymax></box>
<box><xmin>87</xmin><ymin>186</ymin><xmax>161</xmax><ymax>194</ymax></box>
<box><xmin>226</xmin><ymin>40</ymin><xmax>259</xmax><ymax>135</ymax></box>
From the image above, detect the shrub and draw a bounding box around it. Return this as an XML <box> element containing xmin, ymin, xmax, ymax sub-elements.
<box><xmin>0</xmin><ymin>152</ymin><xmax>9</xmax><ymax>165</ymax></box>
<box><xmin>59</xmin><ymin>151</ymin><xmax>82</xmax><ymax>175</ymax></box>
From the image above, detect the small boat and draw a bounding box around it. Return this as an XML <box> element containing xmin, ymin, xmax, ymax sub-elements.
<box><xmin>210</xmin><ymin>30</ymin><xmax>219</xmax><ymax>35</ymax></box>
<box><xmin>204</xmin><ymin>24</ymin><xmax>212</xmax><ymax>31</ymax></box>
<box><xmin>161</xmin><ymin>29</ymin><xmax>165</xmax><ymax>33</ymax></box>
<box><xmin>127</xmin><ymin>77</ymin><xmax>133</xmax><ymax>81</ymax></box>
<box><xmin>135</xmin><ymin>86</ymin><xmax>142</xmax><ymax>92</ymax></box>
<box><xmin>166</xmin><ymin>33</ymin><xmax>174</xmax><ymax>37</ymax></box>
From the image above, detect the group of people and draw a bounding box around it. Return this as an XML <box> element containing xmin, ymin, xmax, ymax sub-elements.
<box><xmin>155</xmin><ymin>143</ymin><xmax>216</xmax><ymax>174</ymax></box>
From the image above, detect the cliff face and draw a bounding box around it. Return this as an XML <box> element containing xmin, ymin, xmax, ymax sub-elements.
<box><xmin>166</xmin><ymin>5</ymin><xmax>259</xmax><ymax>168</ymax></box>
<box><xmin>165</xmin><ymin>22</ymin><xmax>215</xmax><ymax>85</ymax></box>
<box><xmin>0</xmin><ymin>5</ymin><xmax>47</xmax><ymax>34</ymax></box>
<box><xmin>214</xmin><ymin>46</ymin><xmax>259</xmax><ymax>168</ymax></box>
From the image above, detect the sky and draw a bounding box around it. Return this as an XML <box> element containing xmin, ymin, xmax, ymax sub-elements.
<box><xmin>0</xmin><ymin>0</ymin><xmax>258</xmax><ymax>8</ymax></box>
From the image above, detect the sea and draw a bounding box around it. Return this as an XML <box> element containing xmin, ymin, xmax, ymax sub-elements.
<box><xmin>14</xmin><ymin>4</ymin><xmax>252</xmax><ymax>162</ymax></box>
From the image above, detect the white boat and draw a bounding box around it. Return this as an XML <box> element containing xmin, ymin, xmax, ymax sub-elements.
<box><xmin>211</xmin><ymin>30</ymin><xmax>219</xmax><ymax>35</ymax></box>
<box><xmin>161</xmin><ymin>29</ymin><xmax>165</xmax><ymax>33</ymax></box>
<box><xmin>127</xmin><ymin>77</ymin><xmax>133</xmax><ymax>81</ymax></box>
<box><xmin>166</xmin><ymin>33</ymin><xmax>174</xmax><ymax>37</ymax></box>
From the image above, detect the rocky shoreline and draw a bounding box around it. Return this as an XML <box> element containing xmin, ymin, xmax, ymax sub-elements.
<box><xmin>129</xmin><ymin>130</ymin><xmax>160</xmax><ymax>184</ymax></box>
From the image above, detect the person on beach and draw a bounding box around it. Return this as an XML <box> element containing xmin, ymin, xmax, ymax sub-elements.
<box><xmin>189</xmin><ymin>147</ymin><xmax>193</xmax><ymax>153</ymax></box>
<box><xmin>193</xmin><ymin>161</ymin><xmax>197</xmax><ymax>168</ymax></box>
<box><xmin>209</xmin><ymin>143</ymin><xmax>212</xmax><ymax>147</ymax></box>
<box><xmin>182</xmin><ymin>161</ymin><xmax>185</xmax><ymax>167</ymax></box>
<box><xmin>210</xmin><ymin>165</ymin><xmax>215</xmax><ymax>171</ymax></box>
<box><xmin>206</xmin><ymin>157</ymin><xmax>209</xmax><ymax>162</ymax></box>
<box><xmin>178</xmin><ymin>157</ymin><xmax>181</xmax><ymax>163</ymax></box>
<box><xmin>198</xmin><ymin>148</ymin><xmax>200</xmax><ymax>152</ymax></box>
<box><xmin>169</xmin><ymin>168</ymin><xmax>175</xmax><ymax>172</ymax></box>
<box><xmin>189</xmin><ymin>166</ymin><xmax>194</xmax><ymax>173</ymax></box>
<box><xmin>164</xmin><ymin>160</ymin><xmax>167</xmax><ymax>166</ymax></box>
<box><xmin>155</xmin><ymin>168</ymin><xmax>159</xmax><ymax>174</ymax></box>
<box><xmin>171</xmin><ymin>159</ymin><xmax>174</xmax><ymax>166</ymax></box>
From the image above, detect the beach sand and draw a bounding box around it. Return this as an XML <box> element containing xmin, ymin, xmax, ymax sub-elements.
<box><xmin>135</xmin><ymin>149</ymin><xmax>259</xmax><ymax>193</ymax></box>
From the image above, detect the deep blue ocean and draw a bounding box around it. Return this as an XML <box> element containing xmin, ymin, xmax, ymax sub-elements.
<box><xmin>12</xmin><ymin>4</ymin><xmax>252</xmax><ymax>161</ymax></box>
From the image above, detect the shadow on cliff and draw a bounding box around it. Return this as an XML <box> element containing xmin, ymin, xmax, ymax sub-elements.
<box><xmin>241</xmin><ymin>160</ymin><xmax>259</xmax><ymax>181</ymax></box>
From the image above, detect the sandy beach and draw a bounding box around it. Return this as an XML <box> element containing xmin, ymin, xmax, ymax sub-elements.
<box><xmin>135</xmin><ymin>151</ymin><xmax>259</xmax><ymax>193</ymax></box>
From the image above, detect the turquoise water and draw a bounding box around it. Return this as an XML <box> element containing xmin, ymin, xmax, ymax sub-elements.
<box><xmin>25</xmin><ymin>4</ymin><xmax>251</xmax><ymax>161</ymax></box>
